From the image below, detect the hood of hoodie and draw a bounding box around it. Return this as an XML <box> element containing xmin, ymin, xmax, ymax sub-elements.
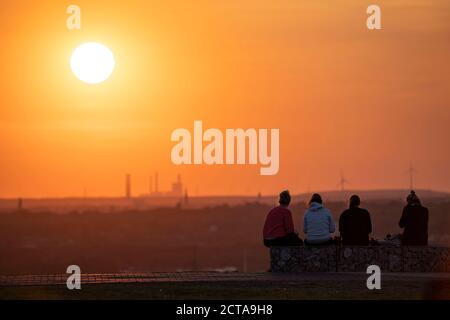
<box><xmin>309</xmin><ymin>202</ymin><xmax>323</xmax><ymax>211</ymax></box>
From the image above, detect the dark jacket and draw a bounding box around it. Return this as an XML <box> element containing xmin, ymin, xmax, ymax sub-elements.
<box><xmin>339</xmin><ymin>207</ymin><xmax>372</xmax><ymax>246</ymax></box>
<box><xmin>399</xmin><ymin>204</ymin><xmax>428</xmax><ymax>246</ymax></box>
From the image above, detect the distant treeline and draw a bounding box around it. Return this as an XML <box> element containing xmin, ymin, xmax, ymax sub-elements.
<box><xmin>0</xmin><ymin>200</ymin><xmax>449</xmax><ymax>275</ymax></box>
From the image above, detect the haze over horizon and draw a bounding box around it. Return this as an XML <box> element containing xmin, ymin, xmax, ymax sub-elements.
<box><xmin>0</xmin><ymin>187</ymin><xmax>448</xmax><ymax>201</ymax></box>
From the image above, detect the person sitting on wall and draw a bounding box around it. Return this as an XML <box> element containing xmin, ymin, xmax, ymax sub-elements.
<box><xmin>399</xmin><ymin>190</ymin><xmax>429</xmax><ymax>246</ymax></box>
<box><xmin>303</xmin><ymin>193</ymin><xmax>336</xmax><ymax>246</ymax></box>
<box><xmin>263</xmin><ymin>190</ymin><xmax>303</xmax><ymax>247</ymax></box>
<box><xmin>339</xmin><ymin>195</ymin><xmax>372</xmax><ymax>246</ymax></box>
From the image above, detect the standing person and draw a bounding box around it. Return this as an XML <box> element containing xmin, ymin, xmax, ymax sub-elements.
<box><xmin>303</xmin><ymin>193</ymin><xmax>336</xmax><ymax>246</ymax></box>
<box><xmin>399</xmin><ymin>191</ymin><xmax>429</xmax><ymax>246</ymax></box>
<box><xmin>263</xmin><ymin>190</ymin><xmax>303</xmax><ymax>247</ymax></box>
<box><xmin>339</xmin><ymin>195</ymin><xmax>372</xmax><ymax>246</ymax></box>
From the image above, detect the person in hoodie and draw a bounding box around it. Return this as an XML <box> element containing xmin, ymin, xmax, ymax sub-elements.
<box><xmin>339</xmin><ymin>195</ymin><xmax>372</xmax><ymax>246</ymax></box>
<box><xmin>399</xmin><ymin>190</ymin><xmax>428</xmax><ymax>246</ymax></box>
<box><xmin>303</xmin><ymin>193</ymin><xmax>336</xmax><ymax>246</ymax></box>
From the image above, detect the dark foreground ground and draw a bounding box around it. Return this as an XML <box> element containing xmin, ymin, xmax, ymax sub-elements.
<box><xmin>1</xmin><ymin>272</ymin><xmax>449</xmax><ymax>300</ymax></box>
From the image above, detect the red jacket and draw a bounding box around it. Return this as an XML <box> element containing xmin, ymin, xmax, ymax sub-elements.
<box><xmin>263</xmin><ymin>206</ymin><xmax>295</xmax><ymax>239</ymax></box>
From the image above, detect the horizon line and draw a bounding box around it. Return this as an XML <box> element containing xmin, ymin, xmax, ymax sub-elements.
<box><xmin>0</xmin><ymin>188</ymin><xmax>449</xmax><ymax>201</ymax></box>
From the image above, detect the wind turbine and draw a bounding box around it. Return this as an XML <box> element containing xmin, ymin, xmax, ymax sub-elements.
<box><xmin>407</xmin><ymin>161</ymin><xmax>417</xmax><ymax>190</ymax></box>
<box><xmin>337</xmin><ymin>171</ymin><xmax>350</xmax><ymax>192</ymax></box>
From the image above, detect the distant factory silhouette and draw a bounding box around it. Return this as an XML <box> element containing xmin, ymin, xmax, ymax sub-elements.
<box><xmin>125</xmin><ymin>172</ymin><xmax>186</xmax><ymax>199</ymax></box>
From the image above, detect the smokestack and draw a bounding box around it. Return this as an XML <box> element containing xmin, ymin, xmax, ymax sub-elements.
<box><xmin>149</xmin><ymin>175</ymin><xmax>153</xmax><ymax>194</ymax></box>
<box><xmin>125</xmin><ymin>174</ymin><xmax>131</xmax><ymax>199</ymax></box>
<box><xmin>155</xmin><ymin>172</ymin><xmax>159</xmax><ymax>193</ymax></box>
<box><xmin>184</xmin><ymin>189</ymin><xmax>189</xmax><ymax>205</ymax></box>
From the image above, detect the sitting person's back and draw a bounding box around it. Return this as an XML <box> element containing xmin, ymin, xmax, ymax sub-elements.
<box><xmin>303</xmin><ymin>193</ymin><xmax>335</xmax><ymax>245</ymax></box>
<box><xmin>263</xmin><ymin>190</ymin><xmax>302</xmax><ymax>247</ymax></box>
<box><xmin>339</xmin><ymin>195</ymin><xmax>372</xmax><ymax>246</ymax></box>
<box><xmin>264</xmin><ymin>206</ymin><xmax>293</xmax><ymax>239</ymax></box>
<box><xmin>399</xmin><ymin>191</ymin><xmax>428</xmax><ymax>246</ymax></box>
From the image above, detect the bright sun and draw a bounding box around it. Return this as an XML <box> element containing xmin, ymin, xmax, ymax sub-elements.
<box><xmin>70</xmin><ymin>42</ymin><xmax>115</xmax><ymax>84</ymax></box>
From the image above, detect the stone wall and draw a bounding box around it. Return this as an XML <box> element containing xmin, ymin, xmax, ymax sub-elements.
<box><xmin>270</xmin><ymin>246</ymin><xmax>450</xmax><ymax>273</ymax></box>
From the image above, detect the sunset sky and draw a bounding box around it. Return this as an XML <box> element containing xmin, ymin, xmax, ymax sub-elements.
<box><xmin>0</xmin><ymin>0</ymin><xmax>449</xmax><ymax>198</ymax></box>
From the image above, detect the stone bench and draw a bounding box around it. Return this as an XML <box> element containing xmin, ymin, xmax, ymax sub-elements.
<box><xmin>270</xmin><ymin>246</ymin><xmax>450</xmax><ymax>273</ymax></box>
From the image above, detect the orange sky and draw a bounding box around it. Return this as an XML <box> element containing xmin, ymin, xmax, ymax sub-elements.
<box><xmin>0</xmin><ymin>0</ymin><xmax>449</xmax><ymax>198</ymax></box>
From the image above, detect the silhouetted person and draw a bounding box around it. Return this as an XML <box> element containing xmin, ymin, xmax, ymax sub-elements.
<box><xmin>263</xmin><ymin>190</ymin><xmax>303</xmax><ymax>247</ymax></box>
<box><xmin>399</xmin><ymin>190</ymin><xmax>428</xmax><ymax>246</ymax></box>
<box><xmin>303</xmin><ymin>193</ymin><xmax>336</xmax><ymax>246</ymax></box>
<box><xmin>339</xmin><ymin>195</ymin><xmax>372</xmax><ymax>246</ymax></box>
